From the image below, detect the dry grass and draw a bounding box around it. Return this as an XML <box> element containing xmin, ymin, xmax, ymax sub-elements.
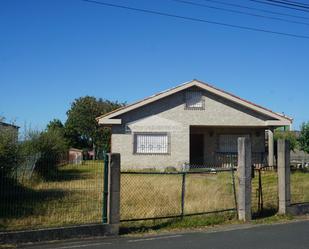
<box><xmin>1</xmin><ymin>162</ymin><xmax>308</xmax><ymax>232</ymax></box>
<box><xmin>120</xmin><ymin>171</ymin><xmax>236</xmax><ymax>220</ymax></box>
<box><xmin>0</xmin><ymin>161</ymin><xmax>104</xmax><ymax>231</ymax></box>
<box><xmin>291</xmin><ymin>170</ymin><xmax>309</xmax><ymax>204</ymax></box>
<box><xmin>251</xmin><ymin>170</ymin><xmax>279</xmax><ymax>215</ymax></box>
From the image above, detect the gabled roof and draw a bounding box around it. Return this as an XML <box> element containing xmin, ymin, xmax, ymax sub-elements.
<box><xmin>96</xmin><ymin>79</ymin><xmax>292</xmax><ymax>124</ymax></box>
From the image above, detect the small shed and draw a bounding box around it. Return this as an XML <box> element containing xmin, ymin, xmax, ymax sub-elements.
<box><xmin>68</xmin><ymin>148</ymin><xmax>83</xmax><ymax>164</ymax></box>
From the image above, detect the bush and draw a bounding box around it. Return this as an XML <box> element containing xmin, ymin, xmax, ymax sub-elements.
<box><xmin>299</xmin><ymin>122</ymin><xmax>309</xmax><ymax>154</ymax></box>
<box><xmin>164</xmin><ymin>166</ymin><xmax>178</xmax><ymax>172</ymax></box>
<box><xmin>274</xmin><ymin>130</ymin><xmax>298</xmax><ymax>151</ymax></box>
<box><xmin>0</xmin><ymin>127</ymin><xmax>19</xmax><ymax>179</ymax></box>
<box><xmin>20</xmin><ymin>129</ymin><xmax>68</xmax><ymax>180</ymax></box>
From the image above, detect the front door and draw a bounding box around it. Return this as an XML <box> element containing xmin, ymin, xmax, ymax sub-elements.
<box><xmin>190</xmin><ymin>134</ymin><xmax>204</xmax><ymax>166</ymax></box>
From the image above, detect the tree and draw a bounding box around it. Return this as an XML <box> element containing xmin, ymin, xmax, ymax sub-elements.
<box><xmin>47</xmin><ymin>119</ymin><xmax>64</xmax><ymax>132</ymax></box>
<box><xmin>274</xmin><ymin>129</ymin><xmax>298</xmax><ymax>151</ymax></box>
<box><xmin>64</xmin><ymin>96</ymin><xmax>123</xmax><ymax>156</ymax></box>
<box><xmin>299</xmin><ymin>122</ymin><xmax>309</xmax><ymax>153</ymax></box>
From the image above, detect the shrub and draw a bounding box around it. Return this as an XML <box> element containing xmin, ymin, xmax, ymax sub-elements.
<box><xmin>0</xmin><ymin>127</ymin><xmax>19</xmax><ymax>180</ymax></box>
<box><xmin>20</xmin><ymin>129</ymin><xmax>68</xmax><ymax>180</ymax></box>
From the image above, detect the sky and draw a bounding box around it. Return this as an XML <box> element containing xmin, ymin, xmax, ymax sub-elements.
<box><xmin>1</xmin><ymin>0</ymin><xmax>309</xmax><ymax>132</ymax></box>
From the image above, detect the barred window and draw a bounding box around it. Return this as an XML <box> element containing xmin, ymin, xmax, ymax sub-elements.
<box><xmin>134</xmin><ymin>133</ymin><xmax>169</xmax><ymax>154</ymax></box>
<box><xmin>185</xmin><ymin>91</ymin><xmax>204</xmax><ymax>109</ymax></box>
<box><xmin>218</xmin><ymin>134</ymin><xmax>250</xmax><ymax>153</ymax></box>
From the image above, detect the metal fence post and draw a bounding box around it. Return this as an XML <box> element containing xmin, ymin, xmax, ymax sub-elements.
<box><xmin>237</xmin><ymin>137</ymin><xmax>252</xmax><ymax>221</ymax></box>
<box><xmin>181</xmin><ymin>172</ymin><xmax>186</xmax><ymax>218</ymax></box>
<box><xmin>231</xmin><ymin>166</ymin><xmax>238</xmax><ymax>217</ymax></box>
<box><xmin>102</xmin><ymin>152</ymin><xmax>109</xmax><ymax>223</ymax></box>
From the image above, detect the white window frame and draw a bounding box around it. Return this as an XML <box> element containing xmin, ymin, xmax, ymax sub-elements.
<box><xmin>133</xmin><ymin>132</ymin><xmax>170</xmax><ymax>155</ymax></box>
<box><xmin>185</xmin><ymin>90</ymin><xmax>205</xmax><ymax>110</ymax></box>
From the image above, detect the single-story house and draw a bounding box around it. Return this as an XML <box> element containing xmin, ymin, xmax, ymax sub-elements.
<box><xmin>96</xmin><ymin>79</ymin><xmax>292</xmax><ymax>170</ymax></box>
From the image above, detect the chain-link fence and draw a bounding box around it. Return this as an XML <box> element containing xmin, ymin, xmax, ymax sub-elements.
<box><xmin>120</xmin><ymin>168</ymin><xmax>237</xmax><ymax>222</ymax></box>
<box><xmin>0</xmin><ymin>157</ymin><xmax>104</xmax><ymax>231</ymax></box>
<box><xmin>251</xmin><ymin>166</ymin><xmax>278</xmax><ymax>217</ymax></box>
<box><xmin>290</xmin><ymin>169</ymin><xmax>309</xmax><ymax>204</ymax></box>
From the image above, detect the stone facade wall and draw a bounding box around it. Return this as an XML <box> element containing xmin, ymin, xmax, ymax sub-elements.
<box><xmin>111</xmin><ymin>87</ymin><xmax>274</xmax><ymax>170</ymax></box>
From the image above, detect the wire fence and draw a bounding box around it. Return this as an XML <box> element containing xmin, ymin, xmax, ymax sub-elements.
<box><xmin>0</xmin><ymin>158</ymin><xmax>104</xmax><ymax>232</ymax></box>
<box><xmin>251</xmin><ymin>166</ymin><xmax>278</xmax><ymax>217</ymax></box>
<box><xmin>290</xmin><ymin>169</ymin><xmax>309</xmax><ymax>204</ymax></box>
<box><xmin>120</xmin><ymin>168</ymin><xmax>237</xmax><ymax>222</ymax></box>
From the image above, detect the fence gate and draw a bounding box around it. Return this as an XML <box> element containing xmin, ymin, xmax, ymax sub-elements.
<box><xmin>251</xmin><ymin>166</ymin><xmax>278</xmax><ymax>217</ymax></box>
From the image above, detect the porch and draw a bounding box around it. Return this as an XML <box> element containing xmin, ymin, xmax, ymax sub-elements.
<box><xmin>189</xmin><ymin>126</ymin><xmax>275</xmax><ymax>168</ymax></box>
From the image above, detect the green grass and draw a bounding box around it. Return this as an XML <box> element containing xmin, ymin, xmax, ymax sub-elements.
<box><xmin>120</xmin><ymin>212</ymin><xmax>237</xmax><ymax>235</ymax></box>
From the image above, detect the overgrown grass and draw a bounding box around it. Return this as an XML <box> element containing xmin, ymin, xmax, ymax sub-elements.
<box><xmin>0</xmin><ymin>161</ymin><xmax>104</xmax><ymax>231</ymax></box>
<box><xmin>251</xmin><ymin>170</ymin><xmax>278</xmax><ymax>218</ymax></box>
<box><xmin>120</xmin><ymin>171</ymin><xmax>236</xmax><ymax>220</ymax></box>
<box><xmin>291</xmin><ymin>170</ymin><xmax>309</xmax><ymax>204</ymax></box>
<box><xmin>1</xmin><ymin>163</ymin><xmax>308</xmax><ymax>233</ymax></box>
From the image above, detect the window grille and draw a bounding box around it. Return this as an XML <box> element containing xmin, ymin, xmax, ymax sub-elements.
<box><xmin>185</xmin><ymin>91</ymin><xmax>204</xmax><ymax>109</ymax></box>
<box><xmin>218</xmin><ymin>134</ymin><xmax>250</xmax><ymax>153</ymax></box>
<box><xmin>134</xmin><ymin>133</ymin><xmax>169</xmax><ymax>154</ymax></box>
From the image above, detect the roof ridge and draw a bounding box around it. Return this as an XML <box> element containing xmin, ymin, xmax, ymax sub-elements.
<box><xmin>96</xmin><ymin>79</ymin><xmax>292</xmax><ymax>122</ymax></box>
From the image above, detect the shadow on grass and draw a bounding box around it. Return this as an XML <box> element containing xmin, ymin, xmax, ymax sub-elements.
<box><xmin>120</xmin><ymin>219</ymin><xmax>177</xmax><ymax>234</ymax></box>
<box><xmin>252</xmin><ymin>208</ymin><xmax>278</xmax><ymax>220</ymax></box>
<box><xmin>120</xmin><ymin>212</ymin><xmax>236</xmax><ymax>235</ymax></box>
<box><xmin>0</xmin><ymin>177</ymin><xmax>67</xmax><ymax>230</ymax></box>
<box><xmin>35</xmin><ymin>167</ymin><xmax>90</xmax><ymax>182</ymax></box>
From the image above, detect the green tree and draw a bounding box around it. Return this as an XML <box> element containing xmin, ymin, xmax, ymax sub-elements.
<box><xmin>64</xmin><ymin>96</ymin><xmax>123</xmax><ymax>157</ymax></box>
<box><xmin>299</xmin><ymin>122</ymin><xmax>309</xmax><ymax>153</ymax></box>
<box><xmin>47</xmin><ymin>119</ymin><xmax>64</xmax><ymax>132</ymax></box>
<box><xmin>274</xmin><ymin>129</ymin><xmax>298</xmax><ymax>151</ymax></box>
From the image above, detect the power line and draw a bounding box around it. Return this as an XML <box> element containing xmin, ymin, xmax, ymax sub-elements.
<box><xmin>281</xmin><ymin>0</ymin><xmax>309</xmax><ymax>8</ymax></box>
<box><xmin>173</xmin><ymin>0</ymin><xmax>309</xmax><ymax>26</ymax></box>
<box><xmin>200</xmin><ymin>0</ymin><xmax>309</xmax><ymax>20</ymax></box>
<box><xmin>250</xmin><ymin>0</ymin><xmax>309</xmax><ymax>13</ymax></box>
<box><xmin>267</xmin><ymin>0</ymin><xmax>309</xmax><ymax>9</ymax></box>
<box><xmin>81</xmin><ymin>0</ymin><xmax>309</xmax><ymax>39</ymax></box>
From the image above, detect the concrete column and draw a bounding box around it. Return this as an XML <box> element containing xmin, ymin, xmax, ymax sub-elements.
<box><xmin>277</xmin><ymin>140</ymin><xmax>290</xmax><ymax>215</ymax></box>
<box><xmin>237</xmin><ymin>137</ymin><xmax>252</xmax><ymax>221</ymax></box>
<box><xmin>268</xmin><ymin>128</ymin><xmax>274</xmax><ymax>167</ymax></box>
<box><xmin>107</xmin><ymin>153</ymin><xmax>120</xmax><ymax>235</ymax></box>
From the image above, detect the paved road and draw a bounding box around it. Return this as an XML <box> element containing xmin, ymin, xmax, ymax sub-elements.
<box><xmin>21</xmin><ymin>220</ymin><xmax>309</xmax><ymax>249</ymax></box>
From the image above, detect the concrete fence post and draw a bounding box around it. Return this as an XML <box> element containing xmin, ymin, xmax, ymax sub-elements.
<box><xmin>277</xmin><ymin>139</ymin><xmax>290</xmax><ymax>215</ymax></box>
<box><xmin>107</xmin><ymin>153</ymin><xmax>120</xmax><ymax>235</ymax></box>
<box><xmin>237</xmin><ymin>137</ymin><xmax>252</xmax><ymax>221</ymax></box>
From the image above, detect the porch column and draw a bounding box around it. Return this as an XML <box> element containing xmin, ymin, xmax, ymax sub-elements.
<box><xmin>268</xmin><ymin>128</ymin><xmax>274</xmax><ymax>167</ymax></box>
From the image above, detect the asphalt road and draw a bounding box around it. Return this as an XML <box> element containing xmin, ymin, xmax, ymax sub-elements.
<box><xmin>21</xmin><ymin>220</ymin><xmax>309</xmax><ymax>249</ymax></box>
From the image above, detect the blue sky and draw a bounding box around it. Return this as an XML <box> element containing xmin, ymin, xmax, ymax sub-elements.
<box><xmin>1</xmin><ymin>0</ymin><xmax>308</xmax><ymax>131</ymax></box>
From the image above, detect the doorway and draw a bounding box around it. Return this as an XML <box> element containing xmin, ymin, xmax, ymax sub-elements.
<box><xmin>190</xmin><ymin>133</ymin><xmax>204</xmax><ymax>166</ymax></box>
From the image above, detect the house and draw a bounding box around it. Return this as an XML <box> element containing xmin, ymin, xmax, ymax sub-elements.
<box><xmin>96</xmin><ymin>79</ymin><xmax>292</xmax><ymax>170</ymax></box>
<box><xmin>0</xmin><ymin>121</ymin><xmax>19</xmax><ymax>142</ymax></box>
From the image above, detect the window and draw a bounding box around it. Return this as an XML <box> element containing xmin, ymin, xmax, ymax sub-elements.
<box><xmin>218</xmin><ymin>134</ymin><xmax>250</xmax><ymax>153</ymax></box>
<box><xmin>134</xmin><ymin>133</ymin><xmax>169</xmax><ymax>154</ymax></box>
<box><xmin>185</xmin><ymin>91</ymin><xmax>204</xmax><ymax>109</ymax></box>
